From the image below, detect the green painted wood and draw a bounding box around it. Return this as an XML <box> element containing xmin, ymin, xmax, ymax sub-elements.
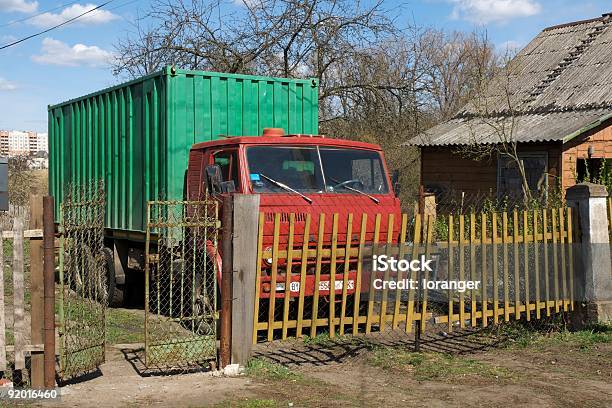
<box><xmin>49</xmin><ymin>67</ymin><xmax>319</xmax><ymax>234</ymax></box>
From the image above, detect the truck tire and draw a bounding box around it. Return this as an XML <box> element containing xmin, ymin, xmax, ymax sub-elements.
<box><xmin>102</xmin><ymin>247</ymin><xmax>124</xmax><ymax>307</ymax></box>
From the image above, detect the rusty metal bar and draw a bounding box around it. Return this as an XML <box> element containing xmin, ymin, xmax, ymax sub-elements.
<box><xmin>43</xmin><ymin>196</ymin><xmax>56</xmax><ymax>388</ymax></box>
<box><xmin>220</xmin><ymin>195</ymin><xmax>234</xmax><ymax>367</ymax></box>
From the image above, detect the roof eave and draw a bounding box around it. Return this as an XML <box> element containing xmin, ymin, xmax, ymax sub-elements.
<box><xmin>561</xmin><ymin>112</ymin><xmax>612</xmax><ymax>144</ymax></box>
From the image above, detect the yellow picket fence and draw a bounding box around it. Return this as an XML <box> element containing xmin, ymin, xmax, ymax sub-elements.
<box><xmin>252</xmin><ymin>207</ymin><xmax>579</xmax><ymax>343</ymax></box>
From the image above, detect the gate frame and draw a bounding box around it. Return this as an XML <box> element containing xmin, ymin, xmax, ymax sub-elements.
<box><xmin>57</xmin><ymin>182</ymin><xmax>107</xmax><ymax>381</ymax></box>
<box><xmin>144</xmin><ymin>199</ymin><xmax>221</xmax><ymax>372</ymax></box>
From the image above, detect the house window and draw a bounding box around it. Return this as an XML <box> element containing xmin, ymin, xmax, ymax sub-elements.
<box><xmin>576</xmin><ymin>158</ymin><xmax>611</xmax><ymax>183</ymax></box>
<box><xmin>497</xmin><ymin>152</ymin><xmax>548</xmax><ymax>199</ymax></box>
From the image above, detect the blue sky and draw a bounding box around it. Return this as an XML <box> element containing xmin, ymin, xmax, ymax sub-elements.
<box><xmin>0</xmin><ymin>0</ymin><xmax>610</xmax><ymax>132</ymax></box>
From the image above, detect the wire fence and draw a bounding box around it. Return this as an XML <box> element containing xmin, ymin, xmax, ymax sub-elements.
<box><xmin>58</xmin><ymin>180</ymin><xmax>107</xmax><ymax>381</ymax></box>
<box><xmin>144</xmin><ymin>200</ymin><xmax>220</xmax><ymax>373</ymax></box>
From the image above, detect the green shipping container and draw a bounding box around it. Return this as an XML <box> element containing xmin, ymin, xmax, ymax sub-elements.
<box><xmin>48</xmin><ymin>67</ymin><xmax>319</xmax><ymax>235</ymax></box>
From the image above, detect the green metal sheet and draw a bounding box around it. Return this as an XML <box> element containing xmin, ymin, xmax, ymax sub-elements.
<box><xmin>49</xmin><ymin>67</ymin><xmax>319</xmax><ymax>234</ymax></box>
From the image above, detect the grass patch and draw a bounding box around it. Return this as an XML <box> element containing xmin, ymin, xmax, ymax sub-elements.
<box><xmin>302</xmin><ymin>332</ymin><xmax>332</xmax><ymax>346</ymax></box>
<box><xmin>5</xmin><ymin>329</ymin><xmax>14</xmax><ymax>345</ymax></box>
<box><xmin>245</xmin><ymin>358</ymin><xmax>302</xmax><ymax>382</ymax></box>
<box><xmin>369</xmin><ymin>348</ymin><xmax>512</xmax><ymax>382</ymax></box>
<box><xmin>106</xmin><ymin>308</ymin><xmax>146</xmax><ymax>344</ymax></box>
<box><xmin>55</xmin><ymin>292</ymin><xmax>145</xmax><ymax>344</ymax></box>
<box><xmin>3</xmin><ymin>239</ymin><xmax>31</xmax><ymax>303</ymax></box>
<box><xmin>501</xmin><ymin>322</ymin><xmax>612</xmax><ymax>351</ymax></box>
<box><xmin>302</xmin><ymin>332</ymin><xmax>340</xmax><ymax>347</ymax></box>
<box><xmin>215</xmin><ymin>399</ymin><xmax>279</xmax><ymax>408</ymax></box>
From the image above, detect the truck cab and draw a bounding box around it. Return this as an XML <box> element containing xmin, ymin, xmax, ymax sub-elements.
<box><xmin>186</xmin><ymin>128</ymin><xmax>402</xmax><ymax>298</ymax></box>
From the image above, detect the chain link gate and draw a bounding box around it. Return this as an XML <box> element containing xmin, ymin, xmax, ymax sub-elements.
<box><xmin>58</xmin><ymin>181</ymin><xmax>107</xmax><ymax>380</ymax></box>
<box><xmin>145</xmin><ymin>200</ymin><xmax>220</xmax><ymax>371</ymax></box>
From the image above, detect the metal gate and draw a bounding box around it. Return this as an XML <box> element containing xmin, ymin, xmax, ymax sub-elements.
<box><xmin>144</xmin><ymin>200</ymin><xmax>220</xmax><ymax>371</ymax></box>
<box><xmin>58</xmin><ymin>181</ymin><xmax>107</xmax><ymax>380</ymax></box>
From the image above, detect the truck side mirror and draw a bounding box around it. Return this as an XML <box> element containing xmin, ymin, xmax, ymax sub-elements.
<box><xmin>205</xmin><ymin>164</ymin><xmax>223</xmax><ymax>195</ymax></box>
<box><xmin>391</xmin><ymin>170</ymin><xmax>401</xmax><ymax>197</ymax></box>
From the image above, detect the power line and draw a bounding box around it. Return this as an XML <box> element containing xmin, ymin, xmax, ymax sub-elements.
<box><xmin>0</xmin><ymin>0</ymin><xmax>115</xmax><ymax>51</ymax></box>
<box><xmin>0</xmin><ymin>1</ymin><xmax>82</xmax><ymax>29</ymax></box>
<box><xmin>107</xmin><ymin>0</ymin><xmax>140</xmax><ymax>12</ymax></box>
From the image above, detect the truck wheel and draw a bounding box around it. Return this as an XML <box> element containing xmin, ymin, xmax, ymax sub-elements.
<box><xmin>102</xmin><ymin>247</ymin><xmax>124</xmax><ymax>307</ymax></box>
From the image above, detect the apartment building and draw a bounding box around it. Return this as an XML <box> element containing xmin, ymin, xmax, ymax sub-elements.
<box><xmin>0</xmin><ymin>130</ymin><xmax>48</xmax><ymax>157</ymax></box>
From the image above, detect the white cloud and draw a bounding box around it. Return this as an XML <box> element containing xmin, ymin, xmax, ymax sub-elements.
<box><xmin>29</xmin><ymin>3</ymin><xmax>118</xmax><ymax>28</ymax></box>
<box><xmin>0</xmin><ymin>78</ymin><xmax>17</xmax><ymax>91</ymax></box>
<box><xmin>31</xmin><ymin>37</ymin><xmax>114</xmax><ymax>68</ymax></box>
<box><xmin>449</xmin><ymin>0</ymin><xmax>541</xmax><ymax>23</ymax></box>
<box><xmin>0</xmin><ymin>0</ymin><xmax>38</xmax><ymax>13</ymax></box>
<box><xmin>0</xmin><ymin>35</ymin><xmax>17</xmax><ymax>43</ymax></box>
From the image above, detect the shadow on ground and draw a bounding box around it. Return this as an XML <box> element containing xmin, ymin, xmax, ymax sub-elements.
<box><xmin>252</xmin><ymin>327</ymin><xmax>510</xmax><ymax>368</ymax></box>
<box><xmin>119</xmin><ymin>346</ymin><xmax>215</xmax><ymax>377</ymax></box>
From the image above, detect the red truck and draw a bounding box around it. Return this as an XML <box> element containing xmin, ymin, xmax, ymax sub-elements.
<box><xmin>187</xmin><ymin>128</ymin><xmax>402</xmax><ymax>300</ymax></box>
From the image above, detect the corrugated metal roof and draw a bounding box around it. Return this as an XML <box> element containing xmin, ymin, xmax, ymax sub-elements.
<box><xmin>409</xmin><ymin>13</ymin><xmax>612</xmax><ymax>146</ymax></box>
<box><xmin>407</xmin><ymin>109</ymin><xmax>611</xmax><ymax>146</ymax></box>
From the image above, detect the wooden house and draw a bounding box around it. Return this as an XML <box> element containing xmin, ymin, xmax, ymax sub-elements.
<box><xmin>407</xmin><ymin>13</ymin><xmax>612</xmax><ymax>201</ymax></box>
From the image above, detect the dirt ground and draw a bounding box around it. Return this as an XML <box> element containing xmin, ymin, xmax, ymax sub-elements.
<box><xmin>36</xmin><ymin>325</ymin><xmax>611</xmax><ymax>408</ymax></box>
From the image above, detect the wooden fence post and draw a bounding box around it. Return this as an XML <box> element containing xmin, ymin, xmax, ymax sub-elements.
<box><xmin>220</xmin><ymin>195</ymin><xmax>234</xmax><ymax>368</ymax></box>
<box><xmin>566</xmin><ymin>182</ymin><xmax>611</xmax><ymax>326</ymax></box>
<box><xmin>43</xmin><ymin>196</ymin><xmax>56</xmax><ymax>388</ymax></box>
<box><xmin>231</xmin><ymin>194</ymin><xmax>260</xmax><ymax>366</ymax></box>
<box><xmin>29</xmin><ymin>195</ymin><xmax>44</xmax><ymax>387</ymax></box>
<box><xmin>0</xmin><ymin>225</ymin><xmax>5</xmax><ymax>375</ymax></box>
<box><xmin>12</xmin><ymin>218</ymin><xmax>25</xmax><ymax>379</ymax></box>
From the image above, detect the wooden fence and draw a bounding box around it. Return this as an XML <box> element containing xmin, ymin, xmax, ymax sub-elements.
<box><xmin>0</xmin><ymin>205</ymin><xmax>29</xmax><ymax>231</ymax></box>
<box><xmin>252</xmin><ymin>207</ymin><xmax>579</xmax><ymax>343</ymax></box>
<box><xmin>0</xmin><ymin>197</ymin><xmax>45</xmax><ymax>386</ymax></box>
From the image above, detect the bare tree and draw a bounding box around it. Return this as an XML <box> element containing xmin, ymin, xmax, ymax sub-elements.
<box><xmin>113</xmin><ymin>0</ymin><xmax>401</xmax><ymax>97</ymax></box>
<box><xmin>8</xmin><ymin>156</ymin><xmax>32</xmax><ymax>206</ymax></box>
<box><xmin>113</xmin><ymin>1</ymin><xmax>499</xmax><ymax>201</ymax></box>
<box><xmin>418</xmin><ymin>29</ymin><xmax>496</xmax><ymax>121</ymax></box>
<box><xmin>454</xmin><ymin>49</ymin><xmax>541</xmax><ymax>203</ymax></box>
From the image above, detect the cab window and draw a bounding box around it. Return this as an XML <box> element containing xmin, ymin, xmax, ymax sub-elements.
<box><xmin>211</xmin><ymin>149</ymin><xmax>241</xmax><ymax>190</ymax></box>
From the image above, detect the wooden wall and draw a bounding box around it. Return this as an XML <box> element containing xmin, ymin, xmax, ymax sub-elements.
<box><xmin>421</xmin><ymin>147</ymin><xmax>497</xmax><ymax>196</ymax></box>
<box><xmin>421</xmin><ymin>142</ymin><xmax>563</xmax><ymax>197</ymax></box>
<box><xmin>561</xmin><ymin>120</ymin><xmax>612</xmax><ymax>191</ymax></box>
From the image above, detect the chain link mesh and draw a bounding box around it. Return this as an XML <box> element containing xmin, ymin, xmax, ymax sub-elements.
<box><xmin>145</xmin><ymin>200</ymin><xmax>219</xmax><ymax>372</ymax></box>
<box><xmin>59</xmin><ymin>180</ymin><xmax>107</xmax><ymax>380</ymax></box>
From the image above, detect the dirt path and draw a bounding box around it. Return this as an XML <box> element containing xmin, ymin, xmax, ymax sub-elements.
<box><xmin>51</xmin><ymin>346</ymin><xmax>255</xmax><ymax>408</ymax></box>
<box><xmin>37</xmin><ymin>327</ymin><xmax>612</xmax><ymax>408</ymax></box>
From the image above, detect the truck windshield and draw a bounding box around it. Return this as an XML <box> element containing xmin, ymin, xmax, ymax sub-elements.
<box><xmin>247</xmin><ymin>146</ymin><xmax>388</xmax><ymax>195</ymax></box>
